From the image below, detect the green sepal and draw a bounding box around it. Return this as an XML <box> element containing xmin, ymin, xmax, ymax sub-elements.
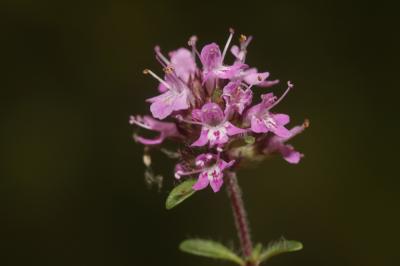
<box><xmin>244</xmin><ymin>135</ymin><xmax>255</xmax><ymax>144</ymax></box>
<box><xmin>211</xmin><ymin>87</ymin><xmax>223</xmax><ymax>103</ymax></box>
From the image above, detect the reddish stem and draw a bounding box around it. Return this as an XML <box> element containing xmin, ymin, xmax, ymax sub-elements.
<box><xmin>226</xmin><ymin>172</ymin><xmax>254</xmax><ymax>265</ymax></box>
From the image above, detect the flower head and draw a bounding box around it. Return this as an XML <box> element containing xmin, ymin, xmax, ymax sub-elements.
<box><xmin>131</xmin><ymin>29</ymin><xmax>307</xmax><ymax>192</ymax></box>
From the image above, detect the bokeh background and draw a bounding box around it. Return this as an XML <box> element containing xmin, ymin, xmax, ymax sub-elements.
<box><xmin>1</xmin><ymin>0</ymin><xmax>399</xmax><ymax>265</ymax></box>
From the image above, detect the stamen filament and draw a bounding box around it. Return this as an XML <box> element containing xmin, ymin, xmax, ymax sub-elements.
<box><xmin>175</xmin><ymin>168</ymin><xmax>203</xmax><ymax>179</ymax></box>
<box><xmin>154</xmin><ymin>46</ymin><xmax>170</xmax><ymax>65</ymax></box>
<box><xmin>267</xmin><ymin>81</ymin><xmax>293</xmax><ymax>110</ymax></box>
<box><xmin>143</xmin><ymin>69</ymin><xmax>172</xmax><ymax>90</ymax></box>
<box><xmin>129</xmin><ymin>116</ymin><xmax>152</xmax><ymax>130</ymax></box>
<box><xmin>188</xmin><ymin>35</ymin><xmax>201</xmax><ymax>59</ymax></box>
<box><xmin>222</xmin><ymin>28</ymin><xmax>234</xmax><ymax>62</ymax></box>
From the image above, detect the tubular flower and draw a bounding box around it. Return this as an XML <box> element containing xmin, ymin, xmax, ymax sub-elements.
<box><xmin>191</xmin><ymin>103</ymin><xmax>246</xmax><ymax>147</ymax></box>
<box><xmin>175</xmin><ymin>153</ymin><xmax>235</xmax><ymax>192</ymax></box>
<box><xmin>130</xmin><ymin>29</ymin><xmax>308</xmax><ymax>192</ymax></box>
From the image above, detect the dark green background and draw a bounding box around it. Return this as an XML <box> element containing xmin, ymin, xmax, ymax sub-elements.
<box><xmin>1</xmin><ymin>1</ymin><xmax>398</xmax><ymax>265</ymax></box>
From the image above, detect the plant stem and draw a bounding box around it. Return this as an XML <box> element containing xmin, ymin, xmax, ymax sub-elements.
<box><xmin>226</xmin><ymin>172</ymin><xmax>254</xmax><ymax>265</ymax></box>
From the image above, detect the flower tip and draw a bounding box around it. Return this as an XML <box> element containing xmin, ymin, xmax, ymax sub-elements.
<box><xmin>143</xmin><ymin>154</ymin><xmax>152</xmax><ymax>167</ymax></box>
<box><xmin>174</xmin><ymin>171</ymin><xmax>182</xmax><ymax>179</ymax></box>
<box><xmin>287</xmin><ymin>80</ymin><xmax>294</xmax><ymax>88</ymax></box>
<box><xmin>154</xmin><ymin>45</ymin><xmax>161</xmax><ymax>53</ymax></box>
<box><xmin>229</xmin><ymin>27</ymin><xmax>235</xmax><ymax>34</ymax></box>
<box><xmin>303</xmin><ymin>118</ymin><xmax>310</xmax><ymax>128</ymax></box>
<box><xmin>188</xmin><ymin>35</ymin><xmax>198</xmax><ymax>46</ymax></box>
<box><xmin>239</xmin><ymin>34</ymin><xmax>247</xmax><ymax>43</ymax></box>
<box><xmin>129</xmin><ymin>115</ymin><xmax>135</xmax><ymax>125</ymax></box>
<box><xmin>143</xmin><ymin>69</ymin><xmax>150</xmax><ymax>74</ymax></box>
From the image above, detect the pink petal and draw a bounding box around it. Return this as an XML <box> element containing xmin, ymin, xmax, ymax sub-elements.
<box><xmin>134</xmin><ymin>135</ymin><xmax>163</xmax><ymax>145</ymax></box>
<box><xmin>158</xmin><ymin>83</ymin><xmax>168</xmax><ymax>93</ymax></box>
<box><xmin>200</xmin><ymin>43</ymin><xmax>222</xmax><ymax>70</ymax></box>
<box><xmin>250</xmin><ymin>116</ymin><xmax>268</xmax><ymax>133</ymax></box>
<box><xmin>170</xmin><ymin>48</ymin><xmax>196</xmax><ymax>82</ymax></box>
<box><xmin>149</xmin><ymin>93</ymin><xmax>174</xmax><ymax>120</ymax></box>
<box><xmin>192</xmin><ymin>172</ymin><xmax>209</xmax><ymax>191</ymax></box>
<box><xmin>244</xmin><ymin>72</ymin><xmax>270</xmax><ymax>85</ymax></box>
<box><xmin>218</xmin><ymin>159</ymin><xmax>235</xmax><ymax>171</ymax></box>
<box><xmin>225</xmin><ymin>122</ymin><xmax>247</xmax><ymax>135</ymax></box>
<box><xmin>274</xmin><ymin>113</ymin><xmax>290</xmax><ymax>126</ymax></box>
<box><xmin>280</xmin><ymin>145</ymin><xmax>302</xmax><ymax>164</ymax></box>
<box><xmin>172</xmin><ymin>91</ymin><xmax>190</xmax><ymax>111</ymax></box>
<box><xmin>273</xmin><ymin>125</ymin><xmax>291</xmax><ymax>138</ymax></box>
<box><xmin>284</xmin><ymin>151</ymin><xmax>301</xmax><ymax>164</ymax></box>
<box><xmin>259</xmin><ymin>79</ymin><xmax>280</xmax><ymax>88</ymax></box>
<box><xmin>209</xmin><ymin>177</ymin><xmax>223</xmax><ymax>192</ymax></box>
<box><xmin>216</xmin><ymin>62</ymin><xmax>247</xmax><ymax>79</ymax></box>
<box><xmin>191</xmin><ymin>129</ymin><xmax>209</xmax><ymax>147</ymax></box>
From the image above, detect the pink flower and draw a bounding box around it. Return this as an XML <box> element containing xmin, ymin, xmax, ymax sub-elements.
<box><xmin>193</xmin><ymin>158</ymin><xmax>235</xmax><ymax>192</ymax></box>
<box><xmin>231</xmin><ymin>34</ymin><xmax>253</xmax><ymax>63</ymax></box>
<box><xmin>129</xmin><ymin>115</ymin><xmax>181</xmax><ymax>145</ymax></box>
<box><xmin>145</xmin><ymin>70</ymin><xmax>192</xmax><ymax>120</ymax></box>
<box><xmin>263</xmin><ymin>121</ymin><xmax>309</xmax><ymax>164</ymax></box>
<box><xmin>246</xmin><ymin>82</ymin><xmax>294</xmax><ymax>138</ymax></box>
<box><xmin>174</xmin><ymin>153</ymin><xmax>235</xmax><ymax>192</ymax></box>
<box><xmin>222</xmin><ymin>81</ymin><xmax>253</xmax><ymax>115</ymax></box>
<box><xmin>200</xmin><ymin>29</ymin><xmax>247</xmax><ymax>85</ymax></box>
<box><xmin>191</xmin><ymin>103</ymin><xmax>246</xmax><ymax>147</ymax></box>
<box><xmin>201</xmin><ymin>44</ymin><xmax>245</xmax><ymax>80</ymax></box>
<box><xmin>169</xmin><ymin>48</ymin><xmax>196</xmax><ymax>83</ymax></box>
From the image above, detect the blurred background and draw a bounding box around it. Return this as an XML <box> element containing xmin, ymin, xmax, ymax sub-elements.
<box><xmin>1</xmin><ymin>0</ymin><xmax>399</xmax><ymax>265</ymax></box>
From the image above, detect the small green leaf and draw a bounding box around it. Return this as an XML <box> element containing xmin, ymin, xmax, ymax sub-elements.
<box><xmin>179</xmin><ymin>239</ymin><xmax>245</xmax><ymax>265</ymax></box>
<box><xmin>244</xmin><ymin>135</ymin><xmax>255</xmax><ymax>144</ymax></box>
<box><xmin>165</xmin><ymin>179</ymin><xmax>196</xmax><ymax>210</ymax></box>
<box><xmin>259</xmin><ymin>238</ymin><xmax>303</xmax><ymax>263</ymax></box>
<box><xmin>250</xmin><ymin>243</ymin><xmax>263</xmax><ymax>262</ymax></box>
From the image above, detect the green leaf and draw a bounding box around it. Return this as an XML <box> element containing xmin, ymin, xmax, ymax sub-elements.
<box><xmin>259</xmin><ymin>238</ymin><xmax>303</xmax><ymax>263</ymax></box>
<box><xmin>179</xmin><ymin>239</ymin><xmax>245</xmax><ymax>265</ymax></box>
<box><xmin>165</xmin><ymin>179</ymin><xmax>196</xmax><ymax>210</ymax></box>
<box><xmin>250</xmin><ymin>243</ymin><xmax>263</xmax><ymax>262</ymax></box>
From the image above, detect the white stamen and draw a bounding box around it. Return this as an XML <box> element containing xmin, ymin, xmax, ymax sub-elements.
<box><xmin>267</xmin><ymin>81</ymin><xmax>293</xmax><ymax>110</ymax></box>
<box><xmin>221</xmin><ymin>28</ymin><xmax>234</xmax><ymax>62</ymax></box>
<box><xmin>175</xmin><ymin>168</ymin><xmax>203</xmax><ymax>178</ymax></box>
<box><xmin>264</xmin><ymin>116</ymin><xmax>277</xmax><ymax>129</ymax></box>
<box><xmin>188</xmin><ymin>35</ymin><xmax>201</xmax><ymax>59</ymax></box>
<box><xmin>130</xmin><ymin>116</ymin><xmax>152</xmax><ymax>130</ymax></box>
<box><xmin>143</xmin><ymin>69</ymin><xmax>172</xmax><ymax>90</ymax></box>
<box><xmin>154</xmin><ymin>46</ymin><xmax>170</xmax><ymax>65</ymax></box>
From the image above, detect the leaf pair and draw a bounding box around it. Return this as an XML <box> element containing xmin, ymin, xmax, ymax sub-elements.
<box><xmin>179</xmin><ymin>238</ymin><xmax>303</xmax><ymax>265</ymax></box>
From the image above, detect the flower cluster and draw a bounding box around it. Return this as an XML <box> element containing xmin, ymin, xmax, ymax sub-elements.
<box><xmin>130</xmin><ymin>29</ymin><xmax>308</xmax><ymax>192</ymax></box>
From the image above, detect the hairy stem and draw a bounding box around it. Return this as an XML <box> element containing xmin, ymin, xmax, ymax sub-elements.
<box><xmin>226</xmin><ymin>172</ymin><xmax>254</xmax><ymax>265</ymax></box>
